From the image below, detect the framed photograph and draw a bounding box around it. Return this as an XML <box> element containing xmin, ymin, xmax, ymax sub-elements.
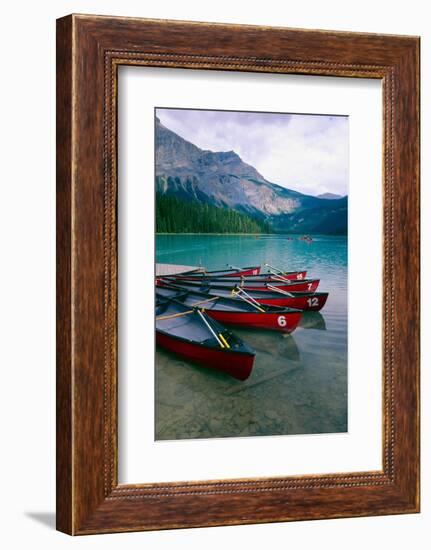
<box><xmin>56</xmin><ymin>14</ymin><xmax>420</xmax><ymax>534</ymax></box>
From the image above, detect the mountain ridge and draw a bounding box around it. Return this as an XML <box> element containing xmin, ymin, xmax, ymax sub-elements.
<box><xmin>317</xmin><ymin>192</ymin><xmax>344</xmax><ymax>200</ymax></box>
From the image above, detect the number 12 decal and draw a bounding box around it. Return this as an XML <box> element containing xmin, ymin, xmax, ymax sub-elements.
<box><xmin>306</xmin><ymin>297</ymin><xmax>319</xmax><ymax>307</ymax></box>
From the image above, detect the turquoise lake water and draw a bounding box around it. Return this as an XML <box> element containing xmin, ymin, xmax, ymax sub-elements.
<box><xmin>155</xmin><ymin>234</ymin><xmax>348</xmax><ymax>440</ymax></box>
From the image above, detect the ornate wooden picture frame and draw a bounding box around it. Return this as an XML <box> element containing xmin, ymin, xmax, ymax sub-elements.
<box><xmin>56</xmin><ymin>14</ymin><xmax>420</xmax><ymax>535</ymax></box>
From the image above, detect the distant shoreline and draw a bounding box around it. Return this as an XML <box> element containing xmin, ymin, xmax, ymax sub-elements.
<box><xmin>156</xmin><ymin>232</ymin><xmax>271</xmax><ymax>236</ymax></box>
<box><xmin>155</xmin><ymin>232</ymin><xmax>348</xmax><ymax>236</ymax></box>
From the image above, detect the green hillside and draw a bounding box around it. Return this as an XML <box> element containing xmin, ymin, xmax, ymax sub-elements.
<box><xmin>156</xmin><ymin>194</ymin><xmax>272</xmax><ymax>234</ymax></box>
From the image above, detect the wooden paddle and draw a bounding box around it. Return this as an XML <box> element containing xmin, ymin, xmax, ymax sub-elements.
<box><xmin>156</xmin><ymin>309</ymin><xmax>194</xmax><ymax>321</ymax></box>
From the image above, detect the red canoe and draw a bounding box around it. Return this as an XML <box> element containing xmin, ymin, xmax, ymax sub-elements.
<box><xmin>159</xmin><ymin>276</ymin><xmax>320</xmax><ymax>293</ymax></box>
<box><xmin>179</xmin><ymin>265</ymin><xmax>262</xmax><ymax>278</ymax></box>
<box><xmin>156</xmin><ymin>287</ymin><xmax>302</xmax><ymax>333</ymax></box>
<box><xmin>158</xmin><ymin>281</ymin><xmax>328</xmax><ymax>311</ymax></box>
<box><xmin>172</xmin><ymin>270</ymin><xmax>307</xmax><ymax>282</ymax></box>
<box><xmin>156</xmin><ymin>299</ymin><xmax>255</xmax><ymax>380</ymax></box>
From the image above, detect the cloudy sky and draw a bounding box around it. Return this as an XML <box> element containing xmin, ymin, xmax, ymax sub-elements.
<box><xmin>156</xmin><ymin>108</ymin><xmax>349</xmax><ymax>197</ymax></box>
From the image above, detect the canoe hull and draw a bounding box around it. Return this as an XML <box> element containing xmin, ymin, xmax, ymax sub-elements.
<box><xmin>175</xmin><ymin>270</ymin><xmax>306</xmax><ymax>281</ymax></box>
<box><xmin>224</xmin><ymin>266</ymin><xmax>261</xmax><ymax>277</ymax></box>
<box><xmin>281</xmin><ymin>270</ymin><xmax>307</xmax><ymax>281</ymax></box>
<box><xmin>156</xmin><ymin>331</ymin><xmax>254</xmax><ymax>381</ymax></box>
<box><xmin>243</xmin><ymin>270</ymin><xmax>307</xmax><ymax>281</ymax></box>
<box><xmin>242</xmin><ymin>280</ymin><xmax>320</xmax><ymax>293</ymax></box>
<box><xmin>205</xmin><ymin>309</ymin><xmax>302</xmax><ymax>333</ymax></box>
<box><xmin>159</xmin><ymin>278</ymin><xmax>320</xmax><ymax>293</ymax></box>
<box><xmin>156</xmin><ymin>280</ymin><xmax>327</xmax><ymax>311</ymax></box>
<box><xmin>254</xmin><ymin>293</ymin><xmax>329</xmax><ymax>311</ymax></box>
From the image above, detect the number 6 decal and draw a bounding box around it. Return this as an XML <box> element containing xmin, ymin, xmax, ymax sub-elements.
<box><xmin>277</xmin><ymin>316</ymin><xmax>287</xmax><ymax>327</ymax></box>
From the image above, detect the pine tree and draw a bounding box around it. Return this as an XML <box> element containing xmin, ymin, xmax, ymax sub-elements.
<box><xmin>155</xmin><ymin>193</ymin><xmax>272</xmax><ymax>234</ymax></box>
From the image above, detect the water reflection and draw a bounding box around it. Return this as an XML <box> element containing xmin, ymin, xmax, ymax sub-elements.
<box><xmin>233</xmin><ymin>327</ymin><xmax>300</xmax><ymax>361</ymax></box>
<box><xmin>299</xmin><ymin>311</ymin><xmax>327</xmax><ymax>331</ymax></box>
